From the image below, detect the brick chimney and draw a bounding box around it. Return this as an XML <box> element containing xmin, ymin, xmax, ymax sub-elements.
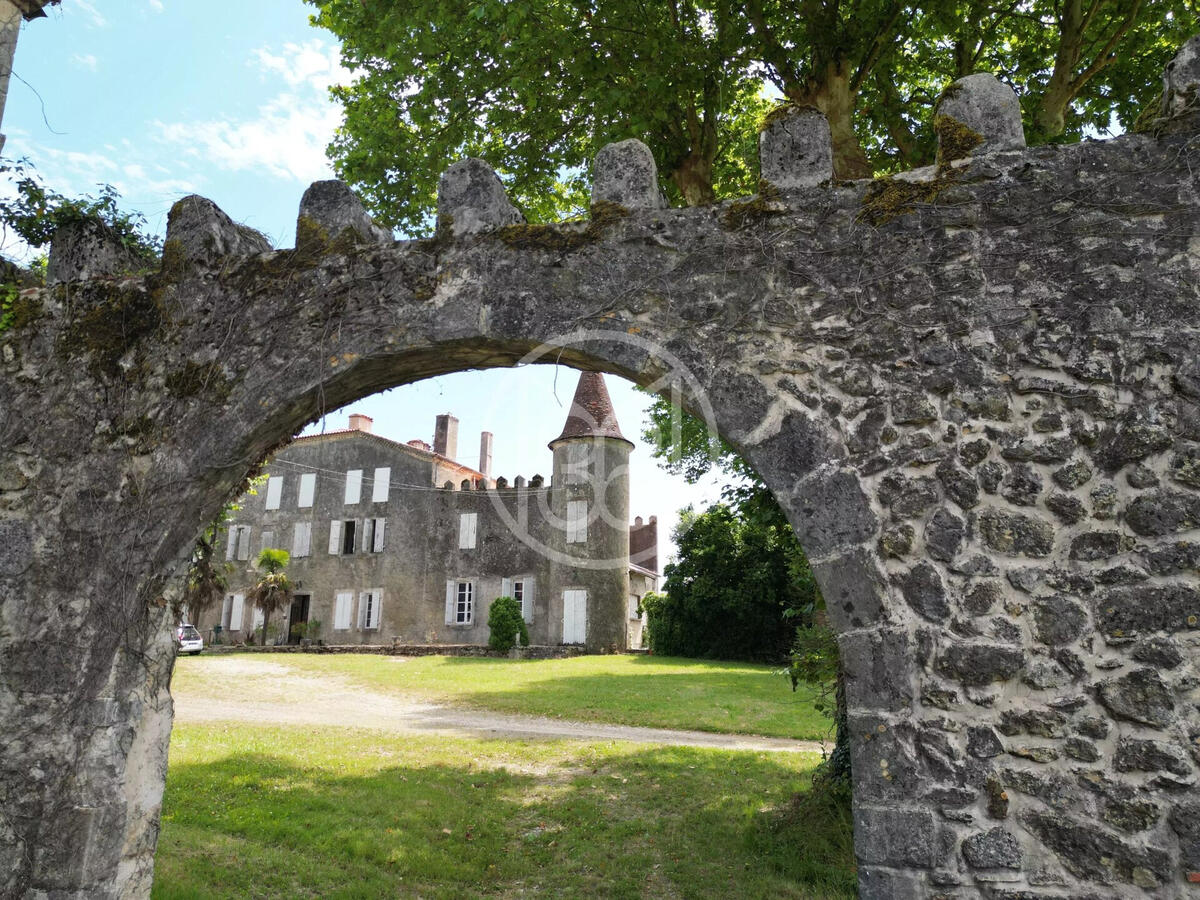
<box><xmin>434</xmin><ymin>414</ymin><xmax>459</xmax><ymax>459</ymax></box>
<box><xmin>479</xmin><ymin>431</ymin><xmax>493</xmax><ymax>477</ymax></box>
<box><xmin>348</xmin><ymin>413</ymin><xmax>373</xmax><ymax>433</ymax></box>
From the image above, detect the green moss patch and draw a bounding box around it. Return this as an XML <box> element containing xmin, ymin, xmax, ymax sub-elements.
<box><xmin>166</xmin><ymin>360</ymin><xmax>232</xmax><ymax>401</ymax></box>
<box><xmin>722</xmin><ymin>181</ymin><xmax>784</xmax><ymax>230</ymax></box>
<box><xmin>934</xmin><ymin>113</ymin><xmax>984</xmax><ymax>167</ymax></box>
<box><xmin>58</xmin><ymin>282</ymin><xmax>164</xmax><ymax>379</ymax></box>
<box><xmin>496</xmin><ymin>201</ymin><xmax>630</xmax><ymax>253</ymax></box>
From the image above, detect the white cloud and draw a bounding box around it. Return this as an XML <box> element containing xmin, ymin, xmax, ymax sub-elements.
<box><xmin>65</xmin><ymin>0</ymin><xmax>107</xmax><ymax>27</ymax></box>
<box><xmin>71</xmin><ymin>53</ymin><xmax>98</xmax><ymax>71</ymax></box>
<box><xmin>154</xmin><ymin>41</ymin><xmax>347</xmax><ymax>184</ymax></box>
<box><xmin>149</xmin><ymin>0</ymin><xmax>164</xmax><ymax>11</ymax></box>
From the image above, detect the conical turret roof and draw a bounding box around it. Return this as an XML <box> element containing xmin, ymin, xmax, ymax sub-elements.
<box><xmin>549</xmin><ymin>372</ymin><xmax>633</xmax><ymax>448</ymax></box>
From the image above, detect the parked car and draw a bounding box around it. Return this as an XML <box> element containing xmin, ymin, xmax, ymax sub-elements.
<box><xmin>175</xmin><ymin>623</ymin><xmax>203</xmax><ymax>655</ymax></box>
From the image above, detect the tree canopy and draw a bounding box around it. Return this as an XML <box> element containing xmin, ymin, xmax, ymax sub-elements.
<box><xmin>308</xmin><ymin>0</ymin><xmax>1196</xmax><ymax>231</ymax></box>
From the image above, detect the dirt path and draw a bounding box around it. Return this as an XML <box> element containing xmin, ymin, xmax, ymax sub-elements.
<box><xmin>172</xmin><ymin>656</ymin><xmax>827</xmax><ymax>754</ymax></box>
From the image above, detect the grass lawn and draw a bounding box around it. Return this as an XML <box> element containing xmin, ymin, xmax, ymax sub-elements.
<box><xmin>152</xmin><ymin>724</ymin><xmax>856</xmax><ymax>899</ymax></box>
<box><xmin>173</xmin><ymin>653</ymin><xmax>833</xmax><ymax>742</ymax></box>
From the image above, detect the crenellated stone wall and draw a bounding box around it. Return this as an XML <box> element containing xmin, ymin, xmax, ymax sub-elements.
<box><xmin>2</xmin><ymin>35</ymin><xmax>1200</xmax><ymax>899</ymax></box>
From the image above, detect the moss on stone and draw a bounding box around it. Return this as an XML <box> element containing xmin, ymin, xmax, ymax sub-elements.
<box><xmin>496</xmin><ymin>202</ymin><xmax>630</xmax><ymax>253</ymax></box>
<box><xmin>759</xmin><ymin>103</ymin><xmax>821</xmax><ymax>133</ymax></box>
<box><xmin>166</xmin><ymin>360</ymin><xmax>232</xmax><ymax>401</ymax></box>
<box><xmin>158</xmin><ymin>239</ymin><xmax>189</xmax><ymax>283</ymax></box>
<box><xmin>935</xmin><ymin>114</ymin><xmax>985</xmax><ymax>167</ymax></box>
<box><xmin>1</xmin><ymin>290</ymin><xmax>44</xmax><ymax>333</ymax></box>
<box><xmin>57</xmin><ymin>282</ymin><xmax>163</xmax><ymax>379</ymax></box>
<box><xmin>722</xmin><ymin>181</ymin><xmax>785</xmax><ymax>230</ymax></box>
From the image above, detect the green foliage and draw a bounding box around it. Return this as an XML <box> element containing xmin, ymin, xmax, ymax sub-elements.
<box><xmin>647</xmin><ymin>503</ymin><xmax>818</xmax><ymax>662</ymax></box>
<box><xmin>250</xmin><ymin>549</ymin><xmax>295</xmax><ymax>647</ymax></box>
<box><xmin>0</xmin><ymin>159</ymin><xmax>161</xmax><ymax>265</ymax></box>
<box><xmin>180</xmin><ymin>524</ymin><xmax>232</xmax><ymax>625</ymax></box>
<box><xmin>486</xmin><ymin>596</ymin><xmax>530</xmax><ymax>654</ymax></box>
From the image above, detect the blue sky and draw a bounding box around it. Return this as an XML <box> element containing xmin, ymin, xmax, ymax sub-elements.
<box><xmin>5</xmin><ymin>0</ymin><xmax>729</xmax><ymax>563</ymax></box>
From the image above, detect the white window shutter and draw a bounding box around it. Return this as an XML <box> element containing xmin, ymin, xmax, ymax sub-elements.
<box><xmin>260</xmin><ymin>530</ymin><xmax>274</xmax><ymax>554</ymax></box>
<box><xmin>328</xmin><ymin>520</ymin><xmax>342</xmax><ymax>555</ymax></box>
<box><xmin>373</xmin><ymin>518</ymin><xmax>386</xmax><ymax>552</ymax></box>
<box><xmin>524</xmin><ymin>576</ymin><xmax>535</xmax><ymax>623</ymax></box>
<box><xmin>445</xmin><ymin>580</ymin><xmax>456</xmax><ymax>625</ymax></box>
<box><xmin>252</xmin><ymin>607</ymin><xmax>264</xmax><ymax>630</ymax></box>
<box><xmin>229</xmin><ymin>593</ymin><xmax>245</xmax><ymax>630</ymax></box>
<box><xmin>344</xmin><ymin>469</ymin><xmax>363</xmax><ymax>504</ymax></box>
<box><xmin>236</xmin><ymin>526</ymin><xmax>252</xmax><ymax>560</ymax></box>
<box><xmin>359</xmin><ymin>519</ymin><xmax>369</xmax><ymax>553</ymax></box>
<box><xmin>334</xmin><ymin>591</ymin><xmax>352</xmax><ymax>630</ymax></box>
<box><xmin>501</xmin><ymin>577</ymin><xmax>512</xmax><ymax>599</ymax></box>
<box><xmin>225</xmin><ymin>528</ymin><xmax>236</xmax><ymax>561</ymax></box>
<box><xmin>265</xmin><ymin>476</ymin><xmax>283</xmax><ymax>510</ymax></box>
<box><xmin>368</xmin><ymin>590</ymin><xmax>381</xmax><ymax>629</ymax></box>
<box><xmin>372</xmin><ymin>467</ymin><xmax>390</xmax><ymax>503</ymax></box>
<box><xmin>298</xmin><ymin>473</ymin><xmax>316</xmax><ymax>508</ymax></box>
<box><xmin>567</xmin><ymin>500</ymin><xmax>588</xmax><ymax>543</ymax></box>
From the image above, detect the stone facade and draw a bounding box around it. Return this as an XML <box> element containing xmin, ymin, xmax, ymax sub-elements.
<box><xmin>3</xmin><ymin>34</ymin><xmax>1200</xmax><ymax>899</ymax></box>
<box><xmin>215</xmin><ymin>378</ymin><xmax>658</xmax><ymax>652</ymax></box>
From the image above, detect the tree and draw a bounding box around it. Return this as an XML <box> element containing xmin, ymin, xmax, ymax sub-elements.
<box><xmin>180</xmin><ymin>524</ymin><xmax>230</xmax><ymax>627</ymax></box>
<box><xmin>648</xmin><ymin>503</ymin><xmax>818</xmax><ymax>661</ymax></box>
<box><xmin>308</xmin><ymin>0</ymin><xmax>1191</xmax><ymax>221</ymax></box>
<box><xmin>487</xmin><ymin>596</ymin><xmax>530</xmax><ymax>653</ymax></box>
<box><xmin>248</xmin><ymin>549</ymin><xmax>295</xmax><ymax>648</ymax></box>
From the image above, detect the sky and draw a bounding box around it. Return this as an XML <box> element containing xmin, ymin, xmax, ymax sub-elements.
<box><xmin>4</xmin><ymin>0</ymin><xmax>730</xmax><ymax>564</ymax></box>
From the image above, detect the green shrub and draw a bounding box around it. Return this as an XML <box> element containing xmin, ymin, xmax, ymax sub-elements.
<box><xmin>487</xmin><ymin>596</ymin><xmax>529</xmax><ymax>653</ymax></box>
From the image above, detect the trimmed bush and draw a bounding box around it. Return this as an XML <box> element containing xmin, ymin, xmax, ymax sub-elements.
<box><xmin>487</xmin><ymin>596</ymin><xmax>529</xmax><ymax>653</ymax></box>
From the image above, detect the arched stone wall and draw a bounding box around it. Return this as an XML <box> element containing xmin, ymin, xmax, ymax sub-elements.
<box><xmin>2</xmin><ymin>39</ymin><xmax>1200</xmax><ymax>899</ymax></box>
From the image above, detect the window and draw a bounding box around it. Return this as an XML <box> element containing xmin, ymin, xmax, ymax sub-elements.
<box><xmin>629</xmin><ymin>594</ymin><xmax>641</xmax><ymax>620</ymax></box>
<box><xmin>445</xmin><ymin>580</ymin><xmax>473</xmax><ymax>625</ymax></box>
<box><xmin>264</xmin><ymin>476</ymin><xmax>283</xmax><ymax>510</ymax></box>
<box><xmin>328</xmin><ymin>519</ymin><xmax>359</xmax><ymax>555</ymax></box>
<box><xmin>504</xmin><ymin>576</ymin><xmax>535</xmax><ymax>623</ymax></box>
<box><xmin>225</xmin><ymin>525</ymin><xmax>251</xmax><ymax>561</ymax></box>
<box><xmin>566</xmin><ymin>500</ymin><xmax>587</xmax><ymax>543</ymax></box>
<box><xmin>344</xmin><ymin>469</ymin><xmax>363</xmax><ymax>504</ymax></box>
<box><xmin>459</xmin><ymin>512</ymin><xmax>478</xmax><ymax>549</ymax></box>
<box><xmin>363</xmin><ymin>517</ymin><xmax>386</xmax><ymax>553</ymax></box>
<box><xmin>260</xmin><ymin>530</ymin><xmax>275</xmax><ymax>554</ymax></box>
<box><xmin>372</xmin><ymin>467</ymin><xmax>391</xmax><ymax>503</ymax></box>
<box><xmin>359</xmin><ymin>589</ymin><xmax>381</xmax><ymax>629</ymax></box>
<box><xmin>225</xmin><ymin>592</ymin><xmax>245</xmax><ymax>631</ymax></box>
<box><xmin>292</xmin><ymin>522</ymin><xmax>312</xmax><ymax>558</ymax></box>
<box><xmin>298</xmin><ymin>473</ymin><xmax>316</xmax><ymax>508</ymax></box>
<box><xmin>565</xmin><ymin>443</ymin><xmax>590</xmax><ymax>484</ymax></box>
<box><xmin>333</xmin><ymin>591</ymin><xmax>353</xmax><ymax>630</ymax></box>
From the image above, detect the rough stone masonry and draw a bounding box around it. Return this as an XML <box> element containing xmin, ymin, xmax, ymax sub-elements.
<box><xmin>2</xmin><ymin>35</ymin><xmax>1200</xmax><ymax>900</ymax></box>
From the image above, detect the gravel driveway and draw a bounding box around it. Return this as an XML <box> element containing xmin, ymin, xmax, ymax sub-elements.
<box><xmin>172</xmin><ymin>655</ymin><xmax>828</xmax><ymax>754</ymax></box>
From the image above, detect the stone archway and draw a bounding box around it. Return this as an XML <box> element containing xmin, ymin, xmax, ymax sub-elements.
<box><xmin>2</xmin><ymin>38</ymin><xmax>1200</xmax><ymax>899</ymax></box>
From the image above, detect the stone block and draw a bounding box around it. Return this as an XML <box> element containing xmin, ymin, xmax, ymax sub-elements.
<box><xmin>977</xmin><ymin>508</ymin><xmax>1054</xmax><ymax>557</ymax></box>
<box><xmin>1096</xmin><ymin>668</ymin><xmax>1176</xmax><ymax>728</ymax></box>
<box><xmin>854</xmin><ymin>805</ymin><xmax>939</xmax><ymax>868</ymax></box>
<box><xmin>936</xmin><ymin>642</ymin><xmax>1024</xmax><ymax>686</ymax></box>
<box><xmin>297</xmin><ymin>180</ymin><xmax>391</xmax><ymax>246</ymax></box>
<box><xmin>895</xmin><ymin>561</ymin><xmax>950</xmax><ymax>623</ymax></box>
<box><xmin>1125</xmin><ymin>490</ymin><xmax>1200</xmax><ymax>536</ymax></box>
<box><xmin>436</xmin><ymin>158</ymin><xmax>524</xmax><ymax>236</ymax></box>
<box><xmin>857</xmin><ymin>866</ymin><xmax>928</xmax><ymax>900</ymax></box>
<box><xmin>840</xmin><ymin>629</ymin><xmax>913</xmax><ymax>712</ymax></box>
<box><xmin>925</xmin><ymin>508</ymin><xmax>966</xmax><ymax>562</ymax></box>
<box><xmin>758</xmin><ymin>106</ymin><xmax>832</xmax><ymax>190</ymax></box>
<box><xmin>165</xmin><ymin>195</ymin><xmax>272</xmax><ymax>266</ymax></box>
<box><xmin>1031</xmin><ymin>596</ymin><xmax>1088</xmax><ymax>646</ymax></box>
<box><xmin>962</xmin><ymin>827</ymin><xmax>1022</xmax><ymax>869</ymax></box>
<box><xmin>1020</xmin><ymin>809</ymin><xmax>1171</xmax><ymax>887</ymax></box>
<box><xmin>814</xmin><ymin>548</ymin><xmax>886</xmax><ymax>630</ymax></box>
<box><xmin>1114</xmin><ymin>737</ymin><xmax>1192</xmax><ymax>777</ymax></box>
<box><xmin>46</xmin><ymin>219</ymin><xmax>145</xmax><ymax>285</ymax></box>
<box><xmin>591</xmin><ymin>139</ymin><xmax>665</xmax><ymax>210</ymax></box>
<box><xmin>791</xmin><ymin>469</ymin><xmax>877</xmax><ymax>559</ymax></box>
<box><xmin>1094</xmin><ymin>582</ymin><xmax>1199</xmax><ymax>637</ymax></box>
<box><xmin>1162</xmin><ymin>34</ymin><xmax>1200</xmax><ymax>117</ymax></box>
<box><xmin>935</xmin><ymin>73</ymin><xmax>1025</xmax><ymax>162</ymax></box>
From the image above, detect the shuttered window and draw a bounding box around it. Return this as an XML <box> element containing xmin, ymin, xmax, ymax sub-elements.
<box><xmin>265</xmin><ymin>476</ymin><xmax>283</xmax><ymax>510</ymax></box>
<box><xmin>344</xmin><ymin>469</ymin><xmax>363</xmax><ymax>505</ymax></box>
<box><xmin>372</xmin><ymin>467</ymin><xmax>390</xmax><ymax>503</ymax></box>
<box><xmin>566</xmin><ymin>500</ymin><xmax>587</xmax><ymax>543</ymax></box>
<box><xmin>363</xmin><ymin>517</ymin><xmax>385</xmax><ymax>553</ymax></box>
<box><xmin>517</xmin><ymin>576</ymin><xmax>535</xmax><ymax>623</ymax></box>
<box><xmin>260</xmin><ymin>530</ymin><xmax>275</xmax><ymax>554</ymax></box>
<box><xmin>225</xmin><ymin>525</ymin><xmax>252</xmax><ymax>561</ymax></box>
<box><xmin>228</xmin><ymin>593</ymin><xmax>245</xmax><ymax>631</ymax></box>
<box><xmin>333</xmin><ymin>591</ymin><xmax>353</xmax><ymax>630</ymax></box>
<box><xmin>445</xmin><ymin>580</ymin><xmax>473</xmax><ymax>625</ymax></box>
<box><xmin>359</xmin><ymin>590</ymin><xmax>381</xmax><ymax>629</ymax></box>
<box><xmin>298</xmin><ymin>473</ymin><xmax>316</xmax><ymax>508</ymax></box>
<box><xmin>459</xmin><ymin>513</ymin><xmax>478</xmax><ymax>549</ymax></box>
<box><xmin>292</xmin><ymin>522</ymin><xmax>311</xmax><ymax>557</ymax></box>
<box><xmin>328</xmin><ymin>520</ymin><xmax>342</xmax><ymax>555</ymax></box>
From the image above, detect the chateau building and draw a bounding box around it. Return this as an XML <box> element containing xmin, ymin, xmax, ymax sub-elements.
<box><xmin>214</xmin><ymin>372</ymin><xmax>658</xmax><ymax>652</ymax></box>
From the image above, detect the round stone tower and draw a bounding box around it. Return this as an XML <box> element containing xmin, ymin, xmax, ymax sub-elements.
<box><xmin>547</xmin><ymin>371</ymin><xmax>633</xmax><ymax>651</ymax></box>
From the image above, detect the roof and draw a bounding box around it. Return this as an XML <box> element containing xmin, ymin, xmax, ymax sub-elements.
<box><xmin>290</xmin><ymin>428</ymin><xmax>486</xmax><ymax>480</ymax></box>
<box><xmin>549</xmin><ymin>372</ymin><xmax>633</xmax><ymax>448</ymax></box>
<box><xmin>16</xmin><ymin>1</ymin><xmax>58</xmax><ymax>19</ymax></box>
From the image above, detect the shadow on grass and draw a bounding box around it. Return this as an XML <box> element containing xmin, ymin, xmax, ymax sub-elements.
<box><xmin>152</xmin><ymin>739</ymin><xmax>856</xmax><ymax>900</ymax></box>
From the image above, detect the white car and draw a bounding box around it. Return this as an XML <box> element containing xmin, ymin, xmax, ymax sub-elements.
<box><xmin>175</xmin><ymin>623</ymin><xmax>204</xmax><ymax>656</ymax></box>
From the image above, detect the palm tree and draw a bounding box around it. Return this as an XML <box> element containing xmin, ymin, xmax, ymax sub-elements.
<box><xmin>182</xmin><ymin>524</ymin><xmax>230</xmax><ymax>627</ymax></box>
<box><xmin>249</xmin><ymin>548</ymin><xmax>294</xmax><ymax>647</ymax></box>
